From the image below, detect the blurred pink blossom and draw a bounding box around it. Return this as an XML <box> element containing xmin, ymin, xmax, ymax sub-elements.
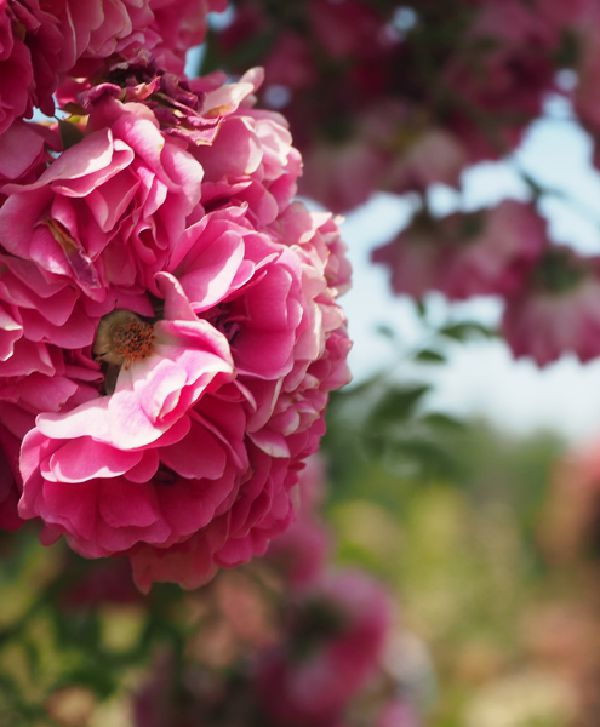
<box><xmin>376</xmin><ymin>699</ymin><xmax>421</xmax><ymax>727</ymax></box>
<box><xmin>502</xmin><ymin>248</ymin><xmax>600</xmax><ymax>365</ymax></box>
<box><xmin>257</xmin><ymin>570</ymin><xmax>391</xmax><ymax>726</ymax></box>
<box><xmin>372</xmin><ymin>201</ymin><xmax>547</xmax><ymax>299</ymax></box>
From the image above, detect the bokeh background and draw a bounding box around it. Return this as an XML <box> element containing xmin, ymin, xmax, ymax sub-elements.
<box><xmin>6</xmin><ymin>2</ymin><xmax>600</xmax><ymax>726</ymax></box>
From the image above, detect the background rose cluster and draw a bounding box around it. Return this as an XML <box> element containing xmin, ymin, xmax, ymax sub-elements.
<box><xmin>210</xmin><ymin>0</ymin><xmax>600</xmax><ymax>367</ymax></box>
<box><xmin>0</xmin><ymin>0</ymin><xmax>351</xmax><ymax>591</ymax></box>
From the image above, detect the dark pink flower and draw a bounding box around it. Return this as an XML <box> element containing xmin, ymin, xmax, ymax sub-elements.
<box><xmin>0</xmin><ymin>0</ymin><xmax>62</xmax><ymax>132</ymax></box>
<box><xmin>0</xmin><ymin>120</ymin><xmax>48</xmax><ymax>193</ymax></box>
<box><xmin>262</xmin><ymin>32</ymin><xmax>316</xmax><ymax>91</ymax></box>
<box><xmin>52</xmin><ymin>0</ymin><xmax>223</xmax><ymax>78</ymax></box>
<box><xmin>129</xmin><ymin>209</ymin><xmax>349</xmax><ymax>590</ymax></box>
<box><xmin>0</xmin><ymin>97</ymin><xmax>204</xmax><ymax>297</ymax></box>
<box><xmin>300</xmin><ymin>139</ymin><xmax>385</xmax><ymax>214</ymax></box>
<box><xmin>502</xmin><ymin>248</ymin><xmax>600</xmax><ymax>365</ymax></box>
<box><xmin>442</xmin><ymin>0</ymin><xmax>562</xmax><ymax>160</ymax></box>
<box><xmin>571</xmin><ymin>0</ymin><xmax>600</xmax><ymax>142</ymax></box>
<box><xmin>149</xmin><ymin>0</ymin><xmax>227</xmax><ymax>73</ymax></box>
<box><xmin>257</xmin><ymin>570</ymin><xmax>391</xmax><ymax>726</ymax></box>
<box><xmin>308</xmin><ymin>0</ymin><xmax>385</xmax><ymax>61</ymax></box>
<box><xmin>372</xmin><ymin>201</ymin><xmax>547</xmax><ymax>300</ymax></box>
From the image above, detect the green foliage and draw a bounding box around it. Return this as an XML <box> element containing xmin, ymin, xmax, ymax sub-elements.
<box><xmin>438</xmin><ymin>321</ymin><xmax>497</xmax><ymax>341</ymax></box>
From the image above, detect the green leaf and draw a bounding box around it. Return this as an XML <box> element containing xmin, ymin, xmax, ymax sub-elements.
<box><xmin>422</xmin><ymin>412</ymin><xmax>465</xmax><ymax>430</ymax></box>
<box><xmin>415</xmin><ymin>298</ymin><xmax>427</xmax><ymax>319</ymax></box>
<box><xmin>375</xmin><ymin>323</ymin><xmax>396</xmax><ymax>340</ymax></box>
<box><xmin>385</xmin><ymin>437</ymin><xmax>457</xmax><ymax>476</ymax></box>
<box><xmin>368</xmin><ymin>384</ymin><xmax>430</xmax><ymax>427</ymax></box>
<box><xmin>413</xmin><ymin>348</ymin><xmax>446</xmax><ymax>364</ymax></box>
<box><xmin>54</xmin><ymin>665</ymin><xmax>116</xmax><ymax>698</ymax></box>
<box><xmin>439</xmin><ymin>321</ymin><xmax>496</xmax><ymax>341</ymax></box>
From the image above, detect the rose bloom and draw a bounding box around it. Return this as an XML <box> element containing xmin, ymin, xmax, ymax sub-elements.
<box><xmin>3</xmin><ymin>66</ymin><xmax>351</xmax><ymax>587</ymax></box>
<box><xmin>0</xmin><ymin>0</ymin><xmax>62</xmax><ymax>132</ymax></box>
<box><xmin>53</xmin><ymin>0</ymin><xmax>227</xmax><ymax>76</ymax></box>
<box><xmin>442</xmin><ymin>0</ymin><xmax>563</xmax><ymax>160</ymax></box>
<box><xmin>299</xmin><ymin>100</ymin><xmax>469</xmax><ymax>213</ymax></box>
<box><xmin>257</xmin><ymin>570</ymin><xmax>390</xmax><ymax>726</ymax></box>
<box><xmin>372</xmin><ymin>200</ymin><xmax>546</xmax><ymax>300</ymax></box>
<box><xmin>300</xmin><ymin>138</ymin><xmax>386</xmax><ymax>213</ymax></box>
<box><xmin>502</xmin><ymin>247</ymin><xmax>600</xmax><ymax>366</ymax></box>
<box><xmin>0</xmin><ymin>120</ymin><xmax>50</xmax><ymax>200</ymax></box>
<box><xmin>0</xmin><ymin>0</ymin><xmax>223</xmax><ymax>135</ymax></box>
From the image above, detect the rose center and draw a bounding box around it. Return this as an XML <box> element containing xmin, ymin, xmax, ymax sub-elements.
<box><xmin>94</xmin><ymin>310</ymin><xmax>155</xmax><ymax>369</ymax></box>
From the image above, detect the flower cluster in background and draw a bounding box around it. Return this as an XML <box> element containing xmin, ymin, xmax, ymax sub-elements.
<box><xmin>207</xmin><ymin>0</ymin><xmax>600</xmax><ymax>367</ymax></box>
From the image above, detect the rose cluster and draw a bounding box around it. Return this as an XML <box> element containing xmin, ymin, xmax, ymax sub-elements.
<box><xmin>210</xmin><ymin>0</ymin><xmax>600</xmax><ymax>368</ymax></box>
<box><xmin>371</xmin><ymin>204</ymin><xmax>600</xmax><ymax>366</ymax></box>
<box><xmin>211</xmin><ymin>0</ymin><xmax>580</xmax><ymax>212</ymax></box>
<box><xmin>0</xmin><ymin>1</ymin><xmax>351</xmax><ymax>591</ymax></box>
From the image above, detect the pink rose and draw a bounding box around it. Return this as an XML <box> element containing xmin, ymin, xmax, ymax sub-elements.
<box><xmin>131</xmin><ymin>210</ymin><xmax>350</xmax><ymax>590</ymax></box>
<box><xmin>502</xmin><ymin>247</ymin><xmax>600</xmax><ymax>365</ymax></box>
<box><xmin>0</xmin><ymin>97</ymin><xmax>204</xmax><ymax>297</ymax></box>
<box><xmin>19</xmin><ymin>275</ymin><xmax>236</xmax><ymax>557</ymax></box>
<box><xmin>257</xmin><ymin>570</ymin><xmax>391</xmax><ymax>726</ymax></box>
<box><xmin>53</xmin><ymin>0</ymin><xmax>222</xmax><ymax>78</ymax></box>
<box><xmin>0</xmin><ymin>120</ymin><xmax>48</xmax><ymax>194</ymax></box>
<box><xmin>372</xmin><ymin>201</ymin><xmax>547</xmax><ymax>299</ymax></box>
<box><xmin>442</xmin><ymin>0</ymin><xmax>562</xmax><ymax>160</ymax></box>
<box><xmin>0</xmin><ymin>0</ymin><xmax>62</xmax><ymax>132</ymax></box>
<box><xmin>300</xmin><ymin>139</ymin><xmax>385</xmax><ymax>213</ymax></box>
<box><xmin>149</xmin><ymin>0</ymin><xmax>227</xmax><ymax>73</ymax></box>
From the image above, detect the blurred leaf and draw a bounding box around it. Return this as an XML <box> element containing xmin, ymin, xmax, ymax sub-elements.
<box><xmin>422</xmin><ymin>412</ymin><xmax>465</xmax><ymax>430</ymax></box>
<box><xmin>367</xmin><ymin>384</ymin><xmax>430</xmax><ymax>427</ymax></box>
<box><xmin>54</xmin><ymin>665</ymin><xmax>115</xmax><ymax>698</ymax></box>
<box><xmin>384</xmin><ymin>436</ymin><xmax>457</xmax><ymax>476</ymax></box>
<box><xmin>414</xmin><ymin>348</ymin><xmax>446</xmax><ymax>364</ymax></box>
<box><xmin>53</xmin><ymin>609</ymin><xmax>101</xmax><ymax>652</ymax></box>
<box><xmin>375</xmin><ymin>323</ymin><xmax>396</xmax><ymax>340</ymax></box>
<box><xmin>439</xmin><ymin>321</ymin><xmax>496</xmax><ymax>341</ymax></box>
<box><xmin>329</xmin><ymin>372</ymin><xmax>388</xmax><ymax>410</ymax></box>
<box><xmin>22</xmin><ymin>637</ymin><xmax>40</xmax><ymax>680</ymax></box>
